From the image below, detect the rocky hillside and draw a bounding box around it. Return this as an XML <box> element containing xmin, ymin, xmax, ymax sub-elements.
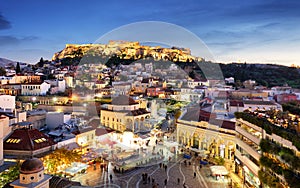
<box><xmin>52</xmin><ymin>40</ymin><xmax>203</xmax><ymax>63</ymax></box>
<box><xmin>51</xmin><ymin>41</ymin><xmax>300</xmax><ymax>88</ymax></box>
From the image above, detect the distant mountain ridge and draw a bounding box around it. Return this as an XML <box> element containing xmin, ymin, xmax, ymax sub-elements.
<box><xmin>0</xmin><ymin>57</ymin><xmax>19</xmax><ymax>68</ymax></box>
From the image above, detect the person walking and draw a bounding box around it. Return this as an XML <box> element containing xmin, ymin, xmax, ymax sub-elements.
<box><xmin>164</xmin><ymin>179</ymin><xmax>167</xmax><ymax>186</ymax></box>
<box><xmin>177</xmin><ymin>178</ymin><xmax>180</xmax><ymax>185</ymax></box>
<box><xmin>109</xmin><ymin>174</ymin><xmax>113</xmax><ymax>182</ymax></box>
<box><xmin>194</xmin><ymin>171</ymin><xmax>196</xmax><ymax>178</ymax></box>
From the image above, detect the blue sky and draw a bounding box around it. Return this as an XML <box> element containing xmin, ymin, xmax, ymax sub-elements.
<box><xmin>0</xmin><ymin>0</ymin><xmax>300</xmax><ymax>66</ymax></box>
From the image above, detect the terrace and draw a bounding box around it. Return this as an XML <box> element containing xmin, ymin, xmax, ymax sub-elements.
<box><xmin>235</xmin><ymin>110</ymin><xmax>300</xmax><ymax>151</ymax></box>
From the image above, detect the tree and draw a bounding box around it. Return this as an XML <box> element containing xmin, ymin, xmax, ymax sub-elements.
<box><xmin>174</xmin><ymin>110</ymin><xmax>182</xmax><ymax>123</ymax></box>
<box><xmin>0</xmin><ymin>67</ymin><xmax>6</xmax><ymax>76</ymax></box>
<box><xmin>16</xmin><ymin>62</ymin><xmax>21</xmax><ymax>73</ymax></box>
<box><xmin>38</xmin><ymin>57</ymin><xmax>44</xmax><ymax>67</ymax></box>
<box><xmin>42</xmin><ymin>148</ymin><xmax>82</xmax><ymax>175</ymax></box>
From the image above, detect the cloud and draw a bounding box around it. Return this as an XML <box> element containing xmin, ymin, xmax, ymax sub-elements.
<box><xmin>0</xmin><ymin>35</ymin><xmax>38</xmax><ymax>46</ymax></box>
<box><xmin>0</xmin><ymin>13</ymin><xmax>11</xmax><ymax>30</ymax></box>
<box><xmin>227</xmin><ymin>0</ymin><xmax>300</xmax><ymax>19</ymax></box>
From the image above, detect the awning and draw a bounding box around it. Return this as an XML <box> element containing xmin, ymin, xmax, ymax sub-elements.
<box><xmin>210</xmin><ymin>165</ymin><xmax>229</xmax><ymax>176</ymax></box>
<box><xmin>63</xmin><ymin>142</ymin><xmax>80</xmax><ymax>150</ymax></box>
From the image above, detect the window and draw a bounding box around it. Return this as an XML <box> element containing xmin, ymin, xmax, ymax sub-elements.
<box><xmin>6</xmin><ymin>138</ymin><xmax>21</xmax><ymax>143</ymax></box>
<box><xmin>34</xmin><ymin>138</ymin><xmax>47</xmax><ymax>143</ymax></box>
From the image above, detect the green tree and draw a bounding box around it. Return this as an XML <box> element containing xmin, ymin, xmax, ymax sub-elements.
<box><xmin>42</xmin><ymin>148</ymin><xmax>82</xmax><ymax>175</ymax></box>
<box><xmin>0</xmin><ymin>67</ymin><xmax>6</xmax><ymax>76</ymax></box>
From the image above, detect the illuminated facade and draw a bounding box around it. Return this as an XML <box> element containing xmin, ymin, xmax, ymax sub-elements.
<box><xmin>100</xmin><ymin>95</ymin><xmax>150</xmax><ymax>132</ymax></box>
<box><xmin>176</xmin><ymin>119</ymin><xmax>236</xmax><ymax>160</ymax></box>
<box><xmin>235</xmin><ymin>118</ymin><xmax>261</xmax><ymax>188</ymax></box>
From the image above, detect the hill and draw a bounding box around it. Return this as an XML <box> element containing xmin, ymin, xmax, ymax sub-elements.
<box><xmin>219</xmin><ymin>63</ymin><xmax>300</xmax><ymax>88</ymax></box>
<box><xmin>0</xmin><ymin>57</ymin><xmax>18</xmax><ymax>68</ymax></box>
<box><xmin>51</xmin><ymin>42</ymin><xmax>300</xmax><ymax>89</ymax></box>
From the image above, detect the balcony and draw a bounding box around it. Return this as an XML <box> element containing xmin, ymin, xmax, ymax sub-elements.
<box><xmin>236</xmin><ymin>125</ymin><xmax>261</xmax><ymax>145</ymax></box>
<box><xmin>235</xmin><ymin>149</ymin><xmax>260</xmax><ymax>176</ymax></box>
<box><xmin>236</xmin><ymin>137</ymin><xmax>261</xmax><ymax>160</ymax></box>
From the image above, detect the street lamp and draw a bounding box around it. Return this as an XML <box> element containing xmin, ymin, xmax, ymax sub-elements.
<box><xmin>53</xmin><ymin>97</ymin><xmax>57</xmax><ymax>103</ymax></box>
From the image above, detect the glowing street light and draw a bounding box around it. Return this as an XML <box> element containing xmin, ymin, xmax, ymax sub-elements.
<box><xmin>71</xmin><ymin>95</ymin><xmax>78</xmax><ymax>101</ymax></box>
<box><xmin>53</xmin><ymin>97</ymin><xmax>57</xmax><ymax>103</ymax></box>
<box><xmin>32</xmin><ymin>97</ymin><xmax>36</xmax><ymax>102</ymax></box>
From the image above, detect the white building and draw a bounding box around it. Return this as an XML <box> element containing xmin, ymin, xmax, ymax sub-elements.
<box><xmin>0</xmin><ymin>95</ymin><xmax>15</xmax><ymax>111</ymax></box>
<box><xmin>64</xmin><ymin>76</ymin><xmax>74</xmax><ymax>88</ymax></box>
<box><xmin>225</xmin><ymin>77</ymin><xmax>235</xmax><ymax>84</ymax></box>
<box><xmin>0</xmin><ymin>116</ymin><xmax>9</xmax><ymax>166</ymax></box>
<box><xmin>187</xmin><ymin>79</ymin><xmax>209</xmax><ymax>88</ymax></box>
<box><xmin>46</xmin><ymin>79</ymin><xmax>66</xmax><ymax>93</ymax></box>
<box><xmin>112</xmin><ymin>82</ymin><xmax>132</xmax><ymax>96</ymax></box>
<box><xmin>269</xmin><ymin>86</ymin><xmax>292</xmax><ymax>96</ymax></box>
<box><xmin>21</xmin><ymin>82</ymin><xmax>51</xmax><ymax>96</ymax></box>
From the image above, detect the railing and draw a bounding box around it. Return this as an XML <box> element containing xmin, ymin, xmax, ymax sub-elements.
<box><xmin>236</xmin><ymin>137</ymin><xmax>261</xmax><ymax>160</ymax></box>
<box><xmin>235</xmin><ymin>149</ymin><xmax>260</xmax><ymax>176</ymax></box>
<box><xmin>236</xmin><ymin>126</ymin><xmax>261</xmax><ymax>145</ymax></box>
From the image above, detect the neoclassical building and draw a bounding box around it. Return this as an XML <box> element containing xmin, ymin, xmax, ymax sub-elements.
<box><xmin>177</xmin><ymin>119</ymin><xmax>236</xmax><ymax>159</ymax></box>
<box><xmin>100</xmin><ymin>95</ymin><xmax>151</xmax><ymax>132</ymax></box>
<box><xmin>176</xmin><ymin>106</ymin><xmax>236</xmax><ymax>159</ymax></box>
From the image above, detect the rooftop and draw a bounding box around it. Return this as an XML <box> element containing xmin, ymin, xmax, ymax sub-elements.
<box><xmin>4</xmin><ymin>128</ymin><xmax>56</xmax><ymax>151</ymax></box>
<box><xmin>111</xmin><ymin>95</ymin><xmax>138</xmax><ymax>105</ymax></box>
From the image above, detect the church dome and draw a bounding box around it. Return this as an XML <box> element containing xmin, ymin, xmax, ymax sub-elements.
<box><xmin>20</xmin><ymin>158</ymin><xmax>44</xmax><ymax>174</ymax></box>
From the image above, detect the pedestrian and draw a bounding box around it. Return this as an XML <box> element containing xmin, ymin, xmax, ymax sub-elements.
<box><xmin>109</xmin><ymin>174</ymin><xmax>113</xmax><ymax>182</ymax></box>
<box><xmin>177</xmin><ymin>178</ymin><xmax>180</xmax><ymax>185</ymax></box>
<box><xmin>184</xmin><ymin>160</ymin><xmax>187</xmax><ymax>166</ymax></box>
<box><xmin>189</xmin><ymin>161</ymin><xmax>191</xmax><ymax>165</ymax></box>
<box><xmin>164</xmin><ymin>165</ymin><xmax>167</xmax><ymax>171</ymax></box>
<box><xmin>194</xmin><ymin>171</ymin><xmax>196</xmax><ymax>178</ymax></box>
<box><xmin>164</xmin><ymin>179</ymin><xmax>167</xmax><ymax>186</ymax></box>
<box><xmin>159</xmin><ymin>163</ymin><xmax>162</xmax><ymax>168</ymax></box>
<box><xmin>152</xmin><ymin>177</ymin><xmax>155</xmax><ymax>184</ymax></box>
<box><xmin>183</xmin><ymin>182</ymin><xmax>187</xmax><ymax>188</ymax></box>
<box><xmin>148</xmin><ymin>176</ymin><xmax>150</xmax><ymax>183</ymax></box>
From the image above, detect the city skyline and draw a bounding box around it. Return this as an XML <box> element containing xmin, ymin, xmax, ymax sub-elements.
<box><xmin>1</xmin><ymin>0</ymin><xmax>300</xmax><ymax>66</ymax></box>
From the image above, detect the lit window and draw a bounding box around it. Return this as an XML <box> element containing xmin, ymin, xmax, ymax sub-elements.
<box><xmin>6</xmin><ymin>138</ymin><xmax>21</xmax><ymax>143</ymax></box>
<box><xmin>34</xmin><ymin>138</ymin><xmax>47</xmax><ymax>143</ymax></box>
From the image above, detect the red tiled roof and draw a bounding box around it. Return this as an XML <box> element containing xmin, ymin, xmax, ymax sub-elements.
<box><xmin>3</xmin><ymin>128</ymin><xmax>56</xmax><ymax>151</ymax></box>
<box><xmin>229</xmin><ymin>100</ymin><xmax>244</xmax><ymax>107</ymax></box>
<box><xmin>96</xmin><ymin>128</ymin><xmax>114</xmax><ymax>136</ymax></box>
<box><xmin>127</xmin><ymin>108</ymin><xmax>150</xmax><ymax>116</ymax></box>
<box><xmin>111</xmin><ymin>95</ymin><xmax>138</xmax><ymax>105</ymax></box>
